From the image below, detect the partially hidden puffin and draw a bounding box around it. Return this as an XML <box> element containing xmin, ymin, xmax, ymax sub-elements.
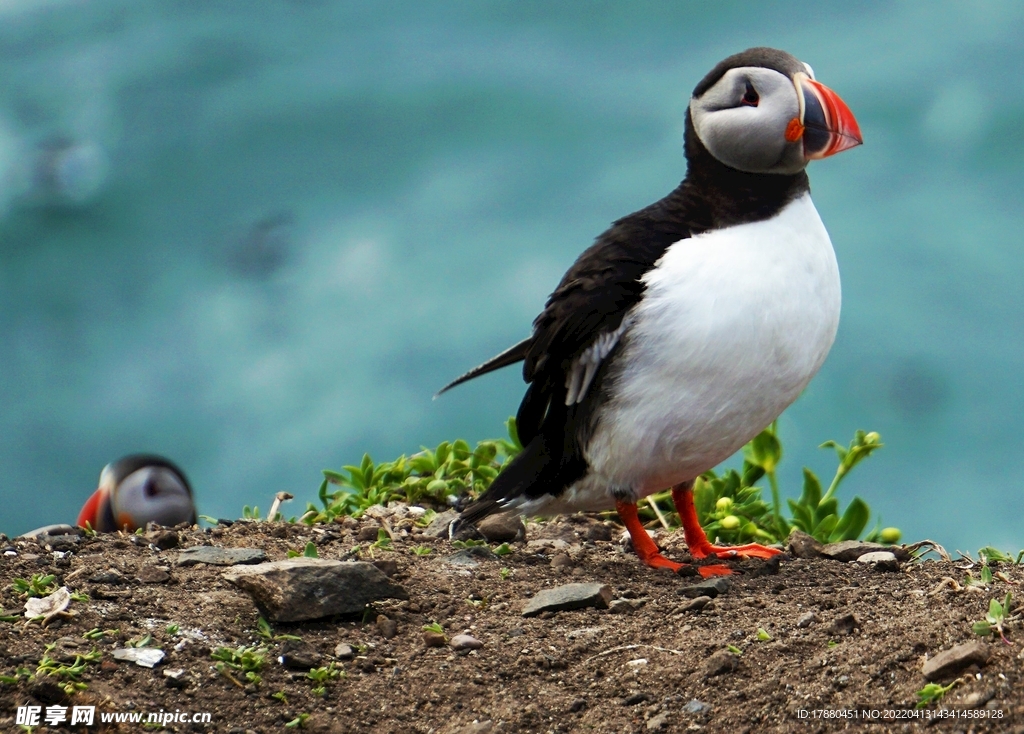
<box><xmin>441</xmin><ymin>48</ymin><xmax>862</xmax><ymax>577</ymax></box>
<box><xmin>76</xmin><ymin>455</ymin><xmax>197</xmax><ymax>532</ymax></box>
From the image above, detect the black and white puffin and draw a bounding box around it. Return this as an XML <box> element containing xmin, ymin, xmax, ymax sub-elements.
<box><xmin>441</xmin><ymin>47</ymin><xmax>862</xmax><ymax>578</ymax></box>
<box><xmin>76</xmin><ymin>455</ymin><xmax>197</xmax><ymax>532</ymax></box>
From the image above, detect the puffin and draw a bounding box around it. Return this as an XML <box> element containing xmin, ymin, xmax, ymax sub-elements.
<box><xmin>76</xmin><ymin>455</ymin><xmax>198</xmax><ymax>532</ymax></box>
<box><xmin>441</xmin><ymin>47</ymin><xmax>861</xmax><ymax>578</ymax></box>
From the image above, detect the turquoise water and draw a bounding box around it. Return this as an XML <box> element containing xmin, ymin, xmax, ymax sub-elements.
<box><xmin>1</xmin><ymin>2</ymin><xmax>1022</xmax><ymax>551</ymax></box>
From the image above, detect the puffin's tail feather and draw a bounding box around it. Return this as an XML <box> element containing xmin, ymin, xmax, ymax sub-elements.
<box><xmin>459</xmin><ymin>436</ymin><xmax>551</xmax><ymax>526</ymax></box>
<box><xmin>435</xmin><ymin>337</ymin><xmax>532</xmax><ymax>397</ymax></box>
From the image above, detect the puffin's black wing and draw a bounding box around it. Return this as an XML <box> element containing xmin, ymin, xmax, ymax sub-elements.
<box><xmin>460</xmin><ymin>186</ymin><xmax>698</xmax><ymax>524</ymax></box>
<box><xmin>435</xmin><ymin>337</ymin><xmax>532</xmax><ymax>397</ymax></box>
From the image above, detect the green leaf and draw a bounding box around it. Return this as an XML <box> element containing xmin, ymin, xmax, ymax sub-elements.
<box><xmin>744</xmin><ymin>427</ymin><xmax>781</xmax><ymax>472</ymax></box>
<box><xmin>800</xmin><ymin>468</ymin><xmax>822</xmax><ymax>508</ymax></box>
<box><xmin>787</xmin><ymin>499</ymin><xmax>813</xmax><ymax>533</ymax></box>
<box><xmin>981</xmin><ymin>565</ymin><xmax>993</xmax><ymax>584</ymax></box>
<box><xmin>302</xmin><ymin>542</ymin><xmax>318</xmax><ymax>558</ymax></box>
<box><xmin>811</xmin><ymin>514</ymin><xmax>838</xmax><ymax>542</ymax></box>
<box><xmin>831</xmin><ymin>497</ymin><xmax>870</xmax><ymax>542</ymax></box>
<box><xmin>972</xmin><ymin>621</ymin><xmax>992</xmax><ymax>636</ymax></box>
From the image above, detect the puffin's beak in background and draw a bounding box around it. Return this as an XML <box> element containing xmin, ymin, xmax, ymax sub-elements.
<box><xmin>796</xmin><ymin>74</ymin><xmax>862</xmax><ymax>159</ymax></box>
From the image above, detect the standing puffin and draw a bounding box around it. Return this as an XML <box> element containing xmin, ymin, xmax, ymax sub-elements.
<box><xmin>442</xmin><ymin>48</ymin><xmax>861</xmax><ymax>577</ymax></box>
<box><xmin>76</xmin><ymin>455</ymin><xmax>197</xmax><ymax>532</ymax></box>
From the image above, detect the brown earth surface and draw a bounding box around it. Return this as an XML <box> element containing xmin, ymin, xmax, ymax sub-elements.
<box><xmin>1</xmin><ymin>512</ymin><xmax>1022</xmax><ymax>734</ymax></box>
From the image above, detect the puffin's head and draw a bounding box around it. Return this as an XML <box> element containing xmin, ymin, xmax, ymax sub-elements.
<box><xmin>78</xmin><ymin>454</ymin><xmax>196</xmax><ymax>532</ymax></box>
<box><xmin>689</xmin><ymin>47</ymin><xmax>862</xmax><ymax>175</ymax></box>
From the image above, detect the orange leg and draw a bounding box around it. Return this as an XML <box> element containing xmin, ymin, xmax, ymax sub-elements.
<box><xmin>616</xmin><ymin>499</ymin><xmax>733</xmax><ymax>578</ymax></box>
<box><xmin>672</xmin><ymin>483</ymin><xmax>782</xmax><ymax>560</ymax></box>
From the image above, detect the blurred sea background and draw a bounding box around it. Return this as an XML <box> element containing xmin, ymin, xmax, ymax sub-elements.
<box><xmin>0</xmin><ymin>1</ymin><xmax>1022</xmax><ymax>550</ymax></box>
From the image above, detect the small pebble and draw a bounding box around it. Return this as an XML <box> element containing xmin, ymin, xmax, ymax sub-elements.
<box><xmin>450</xmin><ymin>634</ymin><xmax>483</xmax><ymax>652</ymax></box>
<box><xmin>376</xmin><ymin>615</ymin><xmax>398</xmax><ymax>639</ymax></box>
<box><xmin>797</xmin><ymin>611</ymin><xmax>817</xmax><ymax>628</ymax></box>
<box><xmin>334</xmin><ymin>643</ymin><xmax>355</xmax><ymax>659</ymax></box>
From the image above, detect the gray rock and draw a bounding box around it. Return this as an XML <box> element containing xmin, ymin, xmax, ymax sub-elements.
<box><xmin>18</xmin><ymin>524</ymin><xmax>78</xmax><ymax>540</ymax></box>
<box><xmin>677</xmin><ymin>596</ymin><xmax>713</xmax><ymax>614</ymax></box>
<box><xmin>678</xmin><ymin>577</ymin><xmax>731</xmax><ymax>599</ymax></box>
<box><xmin>856</xmin><ymin>550</ymin><xmax>900</xmax><ymax>571</ymax></box>
<box><xmin>585</xmin><ymin>524</ymin><xmax>613</xmax><ymax>542</ymax></box>
<box><xmin>356</xmin><ymin>525</ymin><xmax>381</xmax><ymax>542</ymax></box>
<box><xmin>962</xmin><ymin>689</ymin><xmax>995</xmax><ymax>708</ymax></box>
<box><xmin>176</xmin><ymin>546</ymin><xmax>266</xmax><ymax>567</ymax></box>
<box><xmin>922</xmin><ymin>641</ymin><xmax>989</xmax><ymax>681</ymax></box>
<box><xmin>162</xmin><ymin>668</ymin><xmax>189</xmax><ymax>689</ymax></box>
<box><xmin>822</xmin><ymin>540</ymin><xmax>911</xmax><ymax>563</ymax></box>
<box><xmin>647</xmin><ymin>712</ymin><xmax>670</xmax><ymax>730</ymax></box>
<box><xmin>475</xmin><ymin>513</ymin><xmax>526</xmax><ymax>543</ymax></box>
<box><xmin>422</xmin><ymin>510</ymin><xmax>459</xmax><ymax>538</ymax></box>
<box><xmin>223</xmin><ymin>559</ymin><xmax>408</xmax><ymax>622</ymax></box>
<box><xmin>550</xmin><ymin>553</ymin><xmax>573</xmax><ymax>569</ymax></box>
<box><xmin>450</xmin><ymin>634</ymin><xmax>483</xmax><ymax>651</ymax></box>
<box><xmin>44</xmin><ymin>535</ymin><xmax>82</xmax><ymax>551</ymax></box>
<box><xmin>522</xmin><ymin>582</ymin><xmax>612</xmax><ymax>617</ymax></box>
<box><xmin>136</xmin><ymin>565</ymin><xmax>171</xmax><ymax>584</ymax></box>
<box><xmin>371</xmin><ymin>559</ymin><xmax>399</xmax><ymax>577</ymax></box>
<box><xmin>607</xmin><ymin>599</ymin><xmax>637</xmax><ymax>615</ymax></box>
<box><xmin>831</xmin><ymin>613</ymin><xmax>861</xmax><ymax>635</ymax></box>
<box><xmin>147</xmin><ymin>530</ymin><xmax>180</xmax><ymax>550</ymax></box>
<box><xmin>703</xmin><ymin>650</ymin><xmax>738</xmax><ymax>677</ymax></box>
<box><xmin>787</xmin><ymin>529</ymin><xmax>825</xmax><ymax>559</ymax></box>
<box><xmin>333</xmin><ymin>643</ymin><xmax>355</xmax><ymax>659</ymax></box>
<box><xmin>683</xmin><ymin>699</ymin><xmax>711</xmax><ymax>714</ymax></box>
<box><xmin>88</xmin><ymin>568</ymin><xmax>126</xmax><ymax>584</ymax></box>
<box><xmin>445</xmin><ymin>547</ymin><xmax>495</xmax><ymax>567</ymax></box>
<box><xmin>423</xmin><ymin>631</ymin><xmax>447</xmax><ymax>648</ymax></box>
<box><xmin>277</xmin><ymin>639</ymin><xmax>322</xmax><ymax>670</ymax></box>
<box><xmin>797</xmin><ymin>611</ymin><xmax>817</xmax><ymax>628</ymax></box>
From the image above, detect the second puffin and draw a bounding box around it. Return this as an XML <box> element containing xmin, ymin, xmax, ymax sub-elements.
<box><xmin>441</xmin><ymin>47</ymin><xmax>862</xmax><ymax>578</ymax></box>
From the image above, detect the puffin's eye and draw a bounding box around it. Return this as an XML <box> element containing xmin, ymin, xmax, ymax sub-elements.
<box><xmin>741</xmin><ymin>82</ymin><xmax>759</xmax><ymax>107</ymax></box>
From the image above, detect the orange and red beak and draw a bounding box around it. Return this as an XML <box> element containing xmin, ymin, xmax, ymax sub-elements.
<box><xmin>786</xmin><ymin>73</ymin><xmax>862</xmax><ymax>159</ymax></box>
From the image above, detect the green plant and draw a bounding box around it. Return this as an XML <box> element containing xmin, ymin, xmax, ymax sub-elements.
<box><xmin>306</xmin><ymin>419</ymin><xmax>523</xmax><ymax>524</ymax></box>
<box><xmin>126</xmin><ymin>633</ymin><xmax>152</xmax><ymax>648</ymax></box>
<box><xmin>287</xmin><ymin>542</ymin><xmax>319</xmax><ymax>559</ymax></box>
<box><xmin>973</xmin><ymin>592</ymin><xmax>1015</xmax><ymax>643</ymax></box>
<box><xmin>726</xmin><ymin>644</ymin><xmax>742</xmax><ymax>655</ymax></box>
<box><xmin>166</xmin><ymin>624</ymin><xmax>179</xmax><ymax>635</ymax></box>
<box><xmin>12</xmin><ymin>574</ymin><xmax>58</xmax><ymax>598</ymax></box>
<box><xmin>756</xmin><ymin>628</ymin><xmax>772</xmax><ymax>641</ymax></box>
<box><xmin>411</xmin><ymin>545</ymin><xmax>432</xmax><ymax>556</ymax></box>
<box><xmin>451</xmin><ymin>538</ymin><xmax>487</xmax><ymax>549</ymax></box>
<box><xmin>493</xmin><ymin>543</ymin><xmax>513</xmax><ymax>556</ymax></box>
<box><xmin>371</xmin><ymin>528</ymin><xmax>392</xmax><ymax>549</ymax></box>
<box><xmin>256</xmin><ymin>617</ymin><xmax>302</xmax><ymax>643</ymax></box>
<box><xmin>83</xmin><ymin>628</ymin><xmax>119</xmax><ymax>641</ymax></box>
<box><xmin>680</xmin><ymin>425</ymin><xmax>890</xmax><ymax>546</ymax></box>
<box><xmin>242</xmin><ymin>505</ymin><xmax>261</xmax><ymax>520</ymax></box>
<box><xmin>422</xmin><ymin>621</ymin><xmax>445</xmax><ymax>637</ymax></box>
<box><xmin>285</xmin><ymin>714</ymin><xmax>310</xmax><ymax>729</ymax></box>
<box><xmin>306</xmin><ymin>662</ymin><xmax>344</xmax><ymax>696</ymax></box>
<box><xmin>499</xmin><ymin>567</ymin><xmax>512</xmax><ymax>580</ymax></box>
<box><xmin>978</xmin><ymin>547</ymin><xmax>1024</xmax><ymax>565</ymax></box>
<box><xmin>69</xmin><ymin>592</ymin><xmax>89</xmax><ymax>603</ymax></box>
<box><xmin>36</xmin><ymin>644</ymin><xmax>101</xmax><ymax>694</ymax></box>
<box><xmin>271</xmin><ymin>691</ymin><xmax>287</xmax><ymax>703</ymax></box>
<box><xmin>211</xmin><ymin>645</ymin><xmax>268</xmax><ymax>686</ymax></box>
<box><xmin>0</xmin><ymin>667</ymin><xmax>32</xmax><ymax>685</ymax></box>
<box><xmin>916</xmin><ymin>681</ymin><xmax>958</xmax><ymax>708</ymax></box>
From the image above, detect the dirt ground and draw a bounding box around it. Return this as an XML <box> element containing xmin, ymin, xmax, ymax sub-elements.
<box><xmin>1</xmin><ymin>511</ymin><xmax>1022</xmax><ymax>734</ymax></box>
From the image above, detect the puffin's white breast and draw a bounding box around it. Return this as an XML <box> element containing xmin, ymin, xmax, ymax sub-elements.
<box><xmin>573</xmin><ymin>192</ymin><xmax>840</xmax><ymax>508</ymax></box>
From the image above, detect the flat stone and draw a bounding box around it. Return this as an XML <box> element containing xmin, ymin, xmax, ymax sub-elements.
<box><xmin>450</xmin><ymin>634</ymin><xmax>483</xmax><ymax>651</ymax></box>
<box><xmin>371</xmin><ymin>559</ymin><xmax>399</xmax><ymax>577</ymax></box>
<box><xmin>678</xmin><ymin>577</ymin><xmax>731</xmax><ymax>599</ymax></box>
<box><xmin>223</xmin><ymin>559</ymin><xmax>408</xmax><ymax>622</ymax></box>
<box><xmin>822</xmin><ymin>540</ymin><xmax>911</xmax><ymax>563</ymax></box>
<box><xmin>856</xmin><ymin>551</ymin><xmax>900</xmax><ymax>571</ymax></box>
<box><xmin>550</xmin><ymin>553</ymin><xmax>573</xmax><ymax>569</ymax></box>
<box><xmin>474</xmin><ymin>513</ymin><xmax>526</xmax><ymax>543</ymax></box>
<box><xmin>522</xmin><ymin>582</ymin><xmax>612</xmax><ymax>617</ymax></box>
<box><xmin>88</xmin><ymin>568</ymin><xmax>126</xmax><ymax>584</ymax></box>
<box><xmin>136</xmin><ymin>565</ymin><xmax>171</xmax><ymax>584</ymax></box>
<box><xmin>585</xmin><ymin>524</ymin><xmax>613</xmax><ymax>542</ymax></box>
<box><xmin>176</xmin><ymin>547</ymin><xmax>266</xmax><ymax>567</ymax></box>
<box><xmin>18</xmin><ymin>525</ymin><xmax>78</xmax><ymax>540</ymax></box>
<box><xmin>608</xmin><ymin>599</ymin><xmax>637</xmax><ymax>615</ymax></box>
<box><xmin>112</xmin><ymin>647</ymin><xmax>165</xmax><ymax>668</ymax></box>
<box><xmin>162</xmin><ymin>668</ymin><xmax>189</xmax><ymax>688</ymax></box>
<box><xmin>703</xmin><ymin>650</ymin><xmax>738</xmax><ymax>677</ymax></box>
<box><xmin>334</xmin><ymin>643</ymin><xmax>355</xmax><ymax>659</ymax></box>
<box><xmin>787</xmin><ymin>529</ymin><xmax>825</xmax><ymax>559</ymax></box>
<box><xmin>445</xmin><ymin>547</ymin><xmax>495</xmax><ymax>567</ymax></box>
<box><xmin>44</xmin><ymin>535</ymin><xmax>82</xmax><ymax>551</ymax></box>
<box><xmin>922</xmin><ymin>641</ymin><xmax>989</xmax><ymax>681</ymax></box>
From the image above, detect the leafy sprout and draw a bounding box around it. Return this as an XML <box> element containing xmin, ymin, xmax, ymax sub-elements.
<box><xmin>12</xmin><ymin>574</ymin><xmax>59</xmax><ymax>599</ymax></box>
<box><xmin>972</xmin><ymin>592</ymin><xmax>1016</xmax><ymax>643</ymax></box>
<box><xmin>916</xmin><ymin>681</ymin><xmax>958</xmax><ymax>708</ymax></box>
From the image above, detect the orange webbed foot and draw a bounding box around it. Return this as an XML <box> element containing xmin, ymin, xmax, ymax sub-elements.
<box><xmin>690</xmin><ymin>542</ymin><xmax>783</xmax><ymax>561</ymax></box>
<box><xmin>697</xmin><ymin>564</ymin><xmax>735</xmax><ymax>578</ymax></box>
